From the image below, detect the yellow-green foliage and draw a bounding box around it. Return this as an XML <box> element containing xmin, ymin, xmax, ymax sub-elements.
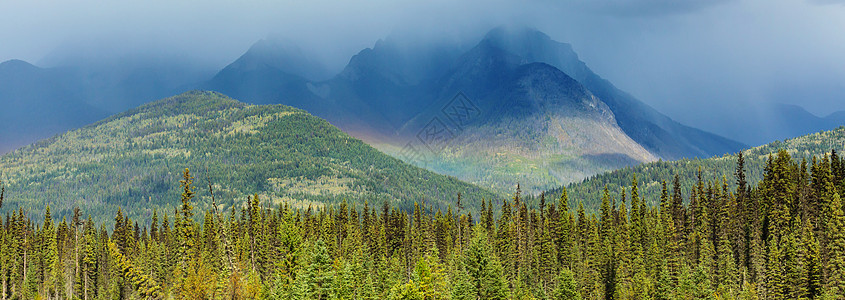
<box><xmin>0</xmin><ymin>91</ymin><xmax>497</xmax><ymax>225</ymax></box>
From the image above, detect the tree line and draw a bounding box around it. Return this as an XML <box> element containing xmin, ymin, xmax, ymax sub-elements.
<box><xmin>2</xmin><ymin>149</ymin><xmax>845</xmax><ymax>299</ymax></box>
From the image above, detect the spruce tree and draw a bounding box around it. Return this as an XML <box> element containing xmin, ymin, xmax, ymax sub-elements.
<box><xmin>553</xmin><ymin>268</ymin><xmax>581</xmax><ymax>300</ymax></box>
<box><xmin>655</xmin><ymin>261</ymin><xmax>673</xmax><ymax>300</ymax></box>
<box><xmin>672</xmin><ymin>174</ymin><xmax>686</xmax><ymax>233</ymax></box>
<box><xmin>802</xmin><ymin>224</ymin><xmax>822</xmax><ymax>299</ymax></box>
<box><xmin>825</xmin><ymin>192</ymin><xmax>845</xmax><ymax>296</ymax></box>
<box><xmin>296</xmin><ymin>239</ymin><xmax>334</xmax><ymax>300</ymax></box>
<box><xmin>538</xmin><ymin>217</ymin><xmax>558</xmax><ymax>289</ymax></box>
<box><xmin>716</xmin><ymin>229</ymin><xmax>739</xmax><ymax>295</ymax></box>
<box><xmin>764</xmin><ymin>150</ymin><xmax>796</xmax><ymax>241</ymax></box>
<box><xmin>452</xmin><ymin>227</ymin><xmax>508</xmax><ymax>300</ymax></box>
<box><xmin>178</xmin><ymin>168</ymin><xmax>196</xmax><ymax>267</ymax></box>
<box><xmin>556</xmin><ymin>189</ymin><xmax>574</xmax><ymax>270</ymax></box>
<box><xmin>781</xmin><ymin>221</ymin><xmax>805</xmax><ymax>300</ymax></box>
<box><xmin>41</xmin><ymin>205</ymin><xmax>58</xmax><ymax>299</ymax></box>
<box><xmin>767</xmin><ymin>237</ymin><xmax>786</xmax><ymax>300</ymax></box>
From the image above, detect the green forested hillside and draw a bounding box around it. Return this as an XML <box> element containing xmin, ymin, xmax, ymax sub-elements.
<box><xmin>552</xmin><ymin>126</ymin><xmax>845</xmax><ymax>212</ymax></box>
<box><xmin>0</xmin><ymin>91</ymin><xmax>497</xmax><ymax>224</ymax></box>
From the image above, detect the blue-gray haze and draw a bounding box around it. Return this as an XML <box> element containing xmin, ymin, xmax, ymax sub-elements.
<box><xmin>1</xmin><ymin>0</ymin><xmax>844</xmax><ymax>147</ymax></box>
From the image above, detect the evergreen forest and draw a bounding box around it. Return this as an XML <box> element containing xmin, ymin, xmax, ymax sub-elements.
<box><xmin>2</xmin><ymin>149</ymin><xmax>845</xmax><ymax>299</ymax></box>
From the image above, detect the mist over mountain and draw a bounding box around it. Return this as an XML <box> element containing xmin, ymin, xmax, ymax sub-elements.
<box><xmin>210</xmin><ymin>39</ymin><xmax>332</xmax><ymax>82</ymax></box>
<box><xmin>38</xmin><ymin>51</ymin><xmax>217</xmax><ymax>112</ymax></box>
<box><xmin>480</xmin><ymin>27</ymin><xmax>747</xmax><ymax>160</ymax></box>
<box><xmin>197</xmin><ymin>27</ymin><xmax>746</xmax><ymax>192</ymax></box>
<box><xmin>0</xmin><ymin>27</ymin><xmax>752</xmax><ymax>191</ymax></box>
<box><xmin>692</xmin><ymin>103</ymin><xmax>845</xmax><ymax>147</ymax></box>
<box><xmin>6</xmin><ymin>26</ymin><xmax>845</xmax><ymax>192</ymax></box>
<box><xmin>396</xmin><ymin>53</ymin><xmax>658</xmax><ymax>191</ymax></box>
<box><xmin>0</xmin><ymin>59</ymin><xmax>108</xmax><ymax>153</ymax></box>
<box><xmin>0</xmin><ymin>53</ymin><xmax>215</xmax><ymax>153</ymax></box>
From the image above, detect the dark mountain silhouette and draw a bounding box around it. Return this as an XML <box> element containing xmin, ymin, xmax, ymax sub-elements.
<box><xmin>480</xmin><ymin>27</ymin><xmax>746</xmax><ymax>159</ymax></box>
<box><xmin>0</xmin><ymin>60</ymin><xmax>108</xmax><ymax>153</ymax></box>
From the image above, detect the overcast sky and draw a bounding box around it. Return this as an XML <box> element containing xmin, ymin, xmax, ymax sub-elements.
<box><xmin>2</xmin><ymin>0</ymin><xmax>844</xmax><ymax>140</ymax></box>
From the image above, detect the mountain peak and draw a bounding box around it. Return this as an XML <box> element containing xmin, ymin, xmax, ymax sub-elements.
<box><xmin>220</xmin><ymin>39</ymin><xmax>331</xmax><ymax>81</ymax></box>
<box><xmin>480</xmin><ymin>27</ymin><xmax>588</xmax><ymax>78</ymax></box>
<box><xmin>484</xmin><ymin>26</ymin><xmax>552</xmax><ymax>44</ymax></box>
<box><xmin>106</xmin><ymin>91</ymin><xmax>250</xmax><ymax>123</ymax></box>
<box><xmin>479</xmin><ymin>26</ymin><xmax>745</xmax><ymax>159</ymax></box>
<box><xmin>338</xmin><ymin>35</ymin><xmax>464</xmax><ymax>85</ymax></box>
<box><xmin>140</xmin><ymin>90</ymin><xmax>245</xmax><ymax>112</ymax></box>
<box><xmin>0</xmin><ymin>59</ymin><xmax>40</xmax><ymax>73</ymax></box>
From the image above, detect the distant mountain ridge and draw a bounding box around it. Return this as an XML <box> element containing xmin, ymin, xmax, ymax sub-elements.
<box><xmin>713</xmin><ymin>103</ymin><xmax>845</xmax><ymax>147</ymax></box>
<box><xmin>0</xmin><ymin>60</ymin><xmax>109</xmax><ymax>153</ymax></box>
<box><xmin>0</xmin><ymin>56</ymin><xmax>213</xmax><ymax>153</ymax></box>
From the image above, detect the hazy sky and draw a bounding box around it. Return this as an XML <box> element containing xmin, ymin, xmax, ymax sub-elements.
<box><xmin>2</xmin><ymin>0</ymin><xmax>844</xmax><ymax>140</ymax></box>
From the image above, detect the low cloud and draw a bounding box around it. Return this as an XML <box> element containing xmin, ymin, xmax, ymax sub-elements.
<box><xmin>571</xmin><ymin>0</ymin><xmax>734</xmax><ymax>17</ymax></box>
<box><xmin>810</xmin><ymin>0</ymin><xmax>845</xmax><ymax>5</ymax></box>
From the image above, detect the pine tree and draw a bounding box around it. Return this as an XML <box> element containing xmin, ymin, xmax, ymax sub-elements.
<box><xmin>767</xmin><ymin>237</ymin><xmax>786</xmax><ymax>300</ymax></box>
<box><xmin>802</xmin><ymin>224</ymin><xmax>822</xmax><ymax>299</ymax></box>
<box><xmin>296</xmin><ymin>239</ymin><xmax>334</xmax><ymax>300</ymax></box>
<box><xmin>178</xmin><ymin>168</ymin><xmax>196</xmax><ymax>267</ymax></box>
<box><xmin>781</xmin><ymin>221</ymin><xmax>806</xmax><ymax>300</ymax></box>
<box><xmin>556</xmin><ymin>188</ymin><xmax>574</xmax><ymax>270</ymax></box>
<box><xmin>41</xmin><ymin>205</ymin><xmax>58</xmax><ymax>299</ymax></box>
<box><xmin>538</xmin><ymin>217</ymin><xmax>558</xmax><ymax>292</ymax></box>
<box><xmin>825</xmin><ymin>192</ymin><xmax>845</xmax><ymax>297</ymax></box>
<box><xmin>763</xmin><ymin>150</ymin><xmax>796</xmax><ymax>241</ymax></box>
<box><xmin>452</xmin><ymin>227</ymin><xmax>508</xmax><ymax>300</ymax></box>
<box><xmin>553</xmin><ymin>268</ymin><xmax>581</xmax><ymax>300</ymax></box>
<box><xmin>655</xmin><ymin>261</ymin><xmax>672</xmax><ymax>300</ymax></box>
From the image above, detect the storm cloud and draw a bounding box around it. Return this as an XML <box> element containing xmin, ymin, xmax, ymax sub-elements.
<box><xmin>1</xmin><ymin>0</ymin><xmax>844</xmax><ymax>145</ymax></box>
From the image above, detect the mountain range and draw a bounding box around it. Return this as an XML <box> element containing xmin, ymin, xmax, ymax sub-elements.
<box><xmin>197</xmin><ymin>27</ymin><xmax>744</xmax><ymax>192</ymax></box>
<box><xmin>8</xmin><ymin>27</ymin><xmax>841</xmax><ymax>193</ymax></box>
